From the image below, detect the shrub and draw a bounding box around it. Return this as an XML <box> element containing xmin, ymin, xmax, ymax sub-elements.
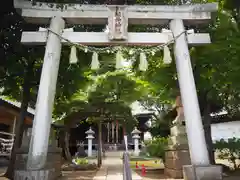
<box><xmin>73</xmin><ymin>158</ymin><xmax>89</xmax><ymax>165</ymax></box>
<box><xmin>145</xmin><ymin>136</ymin><xmax>168</xmax><ymax>160</ymax></box>
<box><xmin>214</xmin><ymin>137</ymin><xmax>240</xmax><ymax>170</ymax></box>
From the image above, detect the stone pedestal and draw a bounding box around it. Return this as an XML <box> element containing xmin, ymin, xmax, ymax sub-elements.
<box><xmin>14</xmin><ymin>169</ymin><xmax>55</xmax><ymax>180</ymax></box>
<box><xmin>14</xmin><ymin>146</ymin><xmax>62</xmax><ymax>180</ymax></box>
<box><xmin>86</xmin><ymin>127</ymin><xmax>95</xmax><ymax>157</ymax></box>
<box><xmin>183</xmin><ymin>165</ymin><xmax>222</xmax><ymax>180</ymax></box>
<box><xmin>164</xmin><ymin>124</ymin><xmax>191</xmax><ymax>179</ymax></box>
<box><xmin>131</xmin><ymin>127</ymin><xmax>141</xmax><ymax>156</ymax></box>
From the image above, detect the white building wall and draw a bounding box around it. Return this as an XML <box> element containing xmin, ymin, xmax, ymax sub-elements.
<box><xmin>142</xmin><ymin>120</ymin><xmax>240</xmax><ymax>143</ymax></box>
<box><xmin>211</xmin><ymin>121</ymin><xmax>240</xmax><ymax>142</ymax></box>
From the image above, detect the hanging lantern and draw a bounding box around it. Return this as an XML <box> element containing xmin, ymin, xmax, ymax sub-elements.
<box><xmin>139</xmin><ymin>52</ymin><xmax>148</xmax><ymax>71</ymax></box>
<box><xmin>69</xmin><ymin>46</ymin><xmax>78</xmax><ymax>64</ymax></box>
<box><xmin>163</xmin><ymin>46</ymin><xmax>172</xmax><ymax>64</ymax></box>
<box><xmin>91</xmin><ymin>52</ymin><xmax>100</xmax><ymax>70</ymax></box>
<box><xmin>116</xmin><ymin>50</ymin><xmax>124</xmax><ymax>69</ymax></box>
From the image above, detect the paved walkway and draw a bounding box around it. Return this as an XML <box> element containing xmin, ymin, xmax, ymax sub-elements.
<box><xmin>92</xmin><ymin>157</ymin><xmax>142</xmax><ymax>180</ymax></box>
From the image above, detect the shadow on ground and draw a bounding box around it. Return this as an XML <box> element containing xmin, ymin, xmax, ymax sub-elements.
<box><xmin>223</xmin><ymin>170</ymin><xmax>240</xmax><ymax>180</ymax></box>
<box><xmin>61</xmin><ymin>170</ymin><xmax>98</xmax><ymax>180</ymax></box>
<box><xmin>134</xmin><ymin>169</ymin><xmax>240</xmax><ymax>180</ymax></box>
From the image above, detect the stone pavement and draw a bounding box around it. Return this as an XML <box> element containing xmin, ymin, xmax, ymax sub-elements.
<box><xmin>0</xmin><ymin>155</ymin><xmax>238</xmax><ymax>180</ymax></box>
<box><xmin>93</xmin><ymin>157</ymin><xmax>142</xmax><ymax>180</ymax></box>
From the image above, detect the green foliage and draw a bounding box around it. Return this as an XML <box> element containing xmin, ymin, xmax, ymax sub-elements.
<box><xmin>3</xmin><ymin>0</ymin><xmax>240</xmax><ymax>155</ymax></box>
<box><xmin>214</xmin><ymin>137</ymin><xmax>240</xmax><ymax>169</ymax></box>
<box><xmin>149</xmin><ymin>121</ymin><xmax>171</xmax><ymax>138</ymax></box>
<box><xmin>58</xmin><ymin>70</ymin><xmax>148</xmax><ymax>132</ymax></box>
<box><xmin>145</xmin><ymin>136</ymin><xmax>168</xmax><ymax>160</ymax></box>
<box><xmin>136</xmin><ymin>0</ymin><xmax>240</xmax><ymax>119</ymax></box>
<box><xmin>73</xmin><ymin>158</ymin><xmax>89</xmax><ymax>165</ymax></box>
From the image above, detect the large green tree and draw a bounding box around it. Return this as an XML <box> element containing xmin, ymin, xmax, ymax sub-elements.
<box><xmin>57</xmin><ymin>70</ymin><xmax>147</xmax><ymax>165</ymax></box>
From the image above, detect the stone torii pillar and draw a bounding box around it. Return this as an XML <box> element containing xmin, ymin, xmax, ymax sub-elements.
<box><xmin>14</xmin><ymin>16</ymin><xmax>65</xmax><ymax>179</ymax></box>
<box><xmin>170</xmin><ymin>20</ymin><xmax>222</xmax><ymax>179</ymax></box>
<box><xmin>170</xmin><ymin>20</ymin><xmax>209</xmax><ymax>165</ymax></box>
<box><xmin>27</xmin><ymin>16</ymin><xmax>65</xmax><ymax>170</ymax></box>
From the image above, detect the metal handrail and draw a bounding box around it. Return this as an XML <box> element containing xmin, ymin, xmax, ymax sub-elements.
<box><xmin>123</xmin><ymin>152</ymin><xmax>132</xmax><ymax>180</ymax></box>
<box><xmin>123</xmin><ymin>135</ymin><xmax>132</xmax><ymax>180</ymax></box>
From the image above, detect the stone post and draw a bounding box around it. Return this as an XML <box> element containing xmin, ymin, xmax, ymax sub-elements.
<box><xmin>164</xmin><ymin>96</ymin><xmax>191</xmax><ymax>178</ymax></box>
<box><xmin>170</xmin><ymin>19</ymin><xmax>222</xmax><ymax>180</ymax></box>
<box><xmin>112</xmin><ymin>122</ymin><xmax>115</xmax><ymax>143</ymax></box>
<box><xmin>27</xmin><ymin>16</ymin><xmax>65</xmax><ymax>170</ymax></box>
<box><xmin>85</xmin><ymin>127</ymin><xmax>95</xmax><ymax>157</ymax></box>
<box><xmin>107</xmin><ymin>122</ymin><xmax>110</xmax><ymax>143</ymax></box>
<box><xmin>116</xmin><ymin>120</ymin><xmax>118</xmax><ymax>143</ymax></box>
<box><xmin>132</xmin><ymin>127</ymin><xmax>141</xmax><ymax>156</ymax></box>
<box><xmin>21</xmin><ymin>128</ymin><xmax>32</xmax><ymax>148</ymax></box>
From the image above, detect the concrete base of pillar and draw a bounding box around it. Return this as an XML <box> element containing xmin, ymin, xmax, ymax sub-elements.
<box><xmin>164</xmin><ymin>124</ymin><xmax>190</xmax><ymax>179</ymax></box>
<box><xmin>14</xmin><ymin>146</ymin><xmax>62</xmax><ymax>179</ymax></box>
<box><xmin>183</xmin><ymin>165</ymin><xmax>222</xmax><ymax>180</ymax></box>
<box><xmin>164</xmin><ymin>149</ymin><xmax>191</xmax><ymax>178</ymax></box>
<box><xmin>14</xmin><ymin>168</ymin><xmax>55</xmax><ymax>180</ymax></box>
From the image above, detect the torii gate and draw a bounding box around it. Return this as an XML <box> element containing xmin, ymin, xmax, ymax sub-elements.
<box><xmin>14</xmin><ymin>0</ymin><xmax>222</xmax><ymax>179</ymax></box>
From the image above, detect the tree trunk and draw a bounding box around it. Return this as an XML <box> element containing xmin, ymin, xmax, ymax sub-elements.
<box><xmin>203</xmin><ymin>104</ymin><xmax>215</xmax><ymax>165</ymax></box>
<box><xmin>97</xmin><ymin>121</ymin><xmax>102</xmax><ymax>168</ymax></box>
<box><xmin>63</xmin><ymin>130</ymin><xmax>72</xmax><ymax>162</ymax></box>
<box><xmin>4</xmin><ymin>75</ymin><xmax>31</xmax><ymax>179</ymax></box>
<box><xmin>58</xmin><ymin>130</ymin><xmax>65</xmax><ymax>159</ymax></box>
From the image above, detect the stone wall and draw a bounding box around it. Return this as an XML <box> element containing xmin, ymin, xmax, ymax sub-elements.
<box><xmin>211</xmin><ymin>121</ymin><xmax>240</xmax><ymax>142</ymax></box>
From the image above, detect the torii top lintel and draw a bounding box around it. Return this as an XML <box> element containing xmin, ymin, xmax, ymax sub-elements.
<box><xmin>14</xmin><ymin>0</ymin><xmax>217</xmax><ymax>25</ymax></box>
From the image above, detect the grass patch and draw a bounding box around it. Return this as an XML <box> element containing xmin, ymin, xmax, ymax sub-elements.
<box><xmin>129</xmin><ymin>159</ymin><xmax>164</xmax><ymax>169</ymax></box>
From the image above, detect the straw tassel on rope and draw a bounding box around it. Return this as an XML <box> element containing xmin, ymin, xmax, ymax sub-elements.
<box><xmin>139</xmin><ymin>52</ymin><xmax>148</xmax><ymax>71</ymax></box>
<box><xmin>91</xmin><ymin>52</ymin><xmax>100</xmax><ymax>70</ymax></box>
<box><xmin>116</xmin><ymin>50</ymin><xmax>124</xmax><ymax>69</ymax></box>
<box><xmin>163</xmin><ymin>46</ymin><xmax>172</xmax><ymax>64</ymax></box>
<box><xmin>69</xmin><ymin>46</ymin><xmax>78</xmax><ymax>64</ymax></box>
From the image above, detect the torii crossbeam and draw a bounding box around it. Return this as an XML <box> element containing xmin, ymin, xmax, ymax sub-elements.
<box><xmin>14</xmin><ymin>0</ymin><xmax>217</xmax><ymax>25</ymax></box>
<box><xmin>21</xmin><ymin>31</ymin><xmax>211</xmax><ymax>45</ymax></box>
<box><xmin>13</xmin><ymin>0</ymin><xmax>222</xmax><ymax>180</ymax></box>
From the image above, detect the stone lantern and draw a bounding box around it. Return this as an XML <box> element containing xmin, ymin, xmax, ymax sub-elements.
<box><xmin>132</xmin><ymin>127</ymin><xmax>141</xmax><ymax>156</ymax></box>
<box><xmin>85</xmin><ymin>127</ymin><xmax>95</xmax><ymax>157</ymax></box>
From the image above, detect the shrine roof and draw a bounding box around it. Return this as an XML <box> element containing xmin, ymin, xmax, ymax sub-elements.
<box><xmin>0</xmin><ymin>97</ymin><xmax>35</xmax><ymax>117</ymax></box>
<box><xmin>0</xmin><ymin>97</ymin><xmax>57</xmax><ymax>123</ymax></box>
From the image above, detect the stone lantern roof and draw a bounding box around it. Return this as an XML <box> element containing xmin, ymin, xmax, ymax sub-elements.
<box><xmin>131</xmin><ymin>127</ymin><xmax>141</xmax><ymax>134</ymax></box>
<box><xmin>85</xmin><ymin>127</ymin><xmax>95</xmax><ymax>135</ymax></box>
